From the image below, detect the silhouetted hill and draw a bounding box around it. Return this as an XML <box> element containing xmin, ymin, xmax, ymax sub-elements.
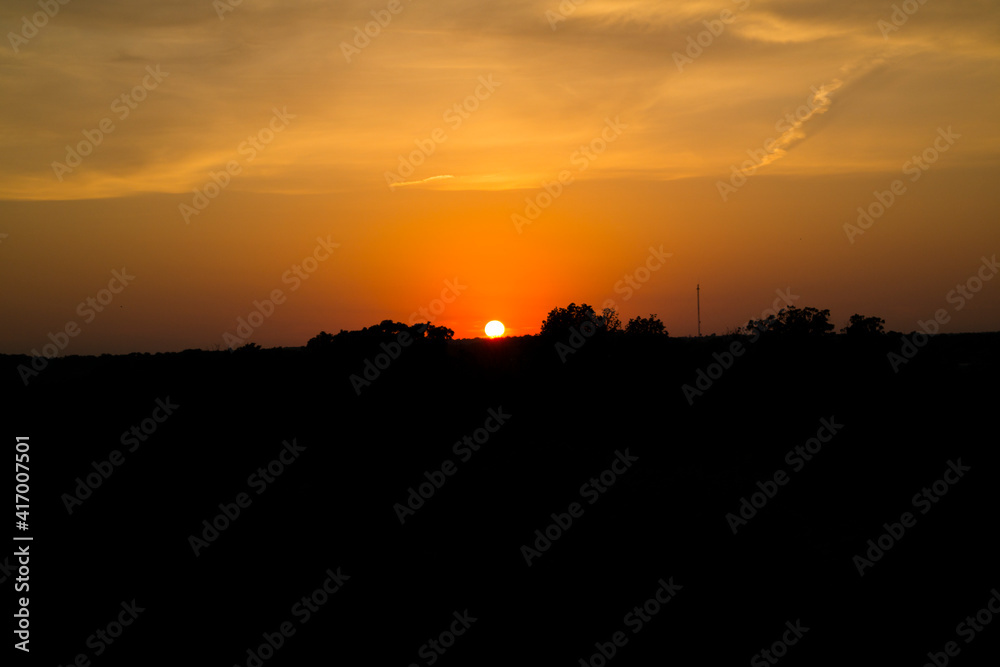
<box><xmin>3</xmin><ymin>332</ymin><xmax>998</xmax><ymax>665</ymax></box>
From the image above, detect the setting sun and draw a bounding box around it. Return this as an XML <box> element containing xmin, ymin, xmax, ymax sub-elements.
<box><xmin>485</xmin><ymin>320</ymin><xmax>505</xmax><ymax>338</ymax></box>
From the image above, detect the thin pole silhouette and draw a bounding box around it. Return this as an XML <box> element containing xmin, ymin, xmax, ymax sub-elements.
<box><xmin>697</xmin><ymin>284</ymin><xmax>701</xmax><ymax>337</ymax></box>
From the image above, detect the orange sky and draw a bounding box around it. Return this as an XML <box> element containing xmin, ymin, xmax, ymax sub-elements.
<box><xmin>2</xmin><ymin>0</ymin><xmax>999</xmax><ymax>354</ymax></box>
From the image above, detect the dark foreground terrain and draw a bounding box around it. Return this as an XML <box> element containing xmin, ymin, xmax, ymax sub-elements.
<box><xmin>4</xmin><ymin>332</ymin><xmax>998</xmax><ymax>665</ymax></box>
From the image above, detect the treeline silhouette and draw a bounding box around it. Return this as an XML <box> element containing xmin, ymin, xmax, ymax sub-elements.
<box><xmin>538</xmin><ymin>302</ymin><xmax>886</xmax><ymax>339</ymax></box>
<box><xmin>299</xmin><ymin>303</ymin><xmax>887</xmax><ymax>348</ymax></box>
<box><xmin>305</xmin><ymin>319</ymin><xmax>454</xmax><ymax>352</ymax></box>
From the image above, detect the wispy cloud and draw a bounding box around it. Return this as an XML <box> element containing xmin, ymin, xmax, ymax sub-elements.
<box><xmin>388</xmin><ymin>175</ymin><xmax>455</xmax><ymax>189</ymax></box>
<box><xmin>750</xmin><ymin>58</ymin><xmax>886</xmax><ymax>171</ymax></box>
<box><xmin>0</xmin><ymin>1</ymin><xmax>998</xmax><ymax>200</ymax></box>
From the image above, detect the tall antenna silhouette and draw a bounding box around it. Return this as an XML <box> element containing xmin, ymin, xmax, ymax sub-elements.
<box><xmin>697</xmin><ymin>284</ymin><xmax>701</xmax><ymax>337</ymax></box>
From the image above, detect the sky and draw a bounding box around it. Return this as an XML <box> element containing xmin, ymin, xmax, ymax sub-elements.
<box><xmin>1</xmin><ymin>0</ymin><xmax>999</xmax><ymax>353</ymax></box>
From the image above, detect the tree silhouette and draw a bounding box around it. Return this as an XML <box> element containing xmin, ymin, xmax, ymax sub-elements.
<box><xmin>602</xmin><ymin>307</ymin><xmax>623</xmax><ymax>333</ymax></box>
<box><xmin>306</xmin><ymin>331</ymin><xmax>335</xmax><ymax>351</ymax></box>
<box><xmin>307</xmin><ymin>320</ymin><xmax>452</xmax><ymax>349</ymax></box>
<box><xmin>746</xmin><ymin>306</ymin><xmax>833</xmax><ymax>337</ymax></box>
<box><xmin>540</xmin><ymin>303</ymin><xmax>602</xmax><ymax>336</ymax></box>
<box><xmin>625</xmin><ymin>314</ymin><xmax>668</xmax><ymax>336</ymax></box>
<box><xmin>372</xmin><ymin>319</ymin><xmax>409</xmax><ymax>336</ymax></box>
<box><xmin>841</xmin><ymin>314</ymin><xmax>885</xmax><ymax>336</ymax></box>
<box><xmin>424</xmin><ymin>324</ymin><xmax>454</xmax><ymax>341</ymax></box>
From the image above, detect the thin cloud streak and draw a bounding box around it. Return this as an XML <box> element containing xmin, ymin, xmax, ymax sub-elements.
<box><xmin>750</xmin><ymin>57</ymin><xmax>886</xmax><ymax>172</ymax></box>
<box><xmin>389</xmin><ymin>175</ymin><xmax>455</xmax><ymax>189</ymax></box>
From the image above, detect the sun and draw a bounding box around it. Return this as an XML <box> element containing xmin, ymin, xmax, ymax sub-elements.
<box><xmin>485</xmin><ymin>320</ymin><xmax>505</xmax><ymax>338</ymax></box>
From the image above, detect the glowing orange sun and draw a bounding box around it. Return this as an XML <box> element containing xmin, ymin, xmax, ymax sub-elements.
<box><xmin>485</xmin><ymin>320</ymin><xmax>505</xmax><ymax>338</ymax></box>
